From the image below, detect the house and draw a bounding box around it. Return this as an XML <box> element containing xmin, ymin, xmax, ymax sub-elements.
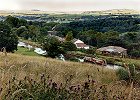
<box><xmin>97</xmin><ymin>46</ymin><xmax>127</xmax><ymax>57</ymax></box>
<box><xmin>72</xmin><ymin>39</ymin><xmax>89</xmax><ymax>49</ymax></box>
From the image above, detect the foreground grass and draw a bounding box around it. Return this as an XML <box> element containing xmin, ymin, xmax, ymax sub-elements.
<box><xmin>0</xmin><ymin>53</ymin><xmax>139</xmax><ymax>99</ymax></box>
<box><xmin>0</xmin><ymin>53</ymin><xmax>116</xmax><ymax>84</ymax></box>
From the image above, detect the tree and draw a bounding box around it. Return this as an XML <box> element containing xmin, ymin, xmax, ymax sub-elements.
<box><xmin>0</xmin><ymin>22</ymin><xmax>18</xmax><ymax>52</ymax></box>
<box><xmin>5</xmin><ymin>15</ymin><xmax>20</xmax><ymax>28</ymax></box>
<box><xmin>42</xmin><ymin>36</ymin><xmax>64</xmax><ymax>58</ymax></box>
<box><xmin>65</xmin><ymin>31</ymin><xmax>73</xmax><ymax>41</ymax></box>
<box><xmin>62</xmin><ymin>41</ymin><xmax>77</xmax><ymax>52</ymax></box>
<box><xmin>15</xmin><ymin>26</ymin><xmax>28</xmax><ymax>36</ymax></box>
<box><xmin>28</xmin><ymin>25</ymin><xmax>40</xmax><ymax>41</ymax></box>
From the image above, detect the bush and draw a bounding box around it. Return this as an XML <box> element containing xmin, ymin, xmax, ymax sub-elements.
<box><xmin>106</xmin><ymin>58</ymin><xmax>115</xmax><ymax>65</ymax></box>
<box><xmin>129</xmin><ymin>50</ymin><xmax>140</xmax><ymax>58</ymax></box>
<box><xmin>78</xmin><ymin>48</ymin><xmax>96</xmax><ymax>55</ymax></box>
<box><xmin>116</xmin><ymin>68</ymin><xmax>130</xmax><ymax>81</ymax></box>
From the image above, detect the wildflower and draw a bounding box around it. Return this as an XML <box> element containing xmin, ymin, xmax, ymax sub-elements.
<box><xmin>52</xmin><ymin>82</ymin><xmax>57</xmax><ymax>88</ymax></box>
<box><xmin>84</xmin><ymin>82</ymin><xmax>89</xmax><ymax>90</ymax></box>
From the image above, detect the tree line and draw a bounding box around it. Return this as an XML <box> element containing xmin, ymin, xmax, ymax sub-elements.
<box><xmin>0</xmin><ymin>15</ymin><xmax>140</xmax><ymax>57</ymax></box>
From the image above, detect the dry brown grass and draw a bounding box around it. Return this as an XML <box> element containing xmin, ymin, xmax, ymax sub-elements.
<box><xmin>0</xmin><ymin>53</ymin><xmax>140</xmax><ymax>99</ymax></box>
<box><xmin>0</xmin><ymin>52</ymin><xmax>117</xmax><ymax>85</ymax></box>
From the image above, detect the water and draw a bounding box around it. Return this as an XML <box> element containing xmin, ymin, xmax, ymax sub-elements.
<box><xmin>106</xmin><ymin>64</ymin><xmax>122</xmax><ymax>70</ymax></box>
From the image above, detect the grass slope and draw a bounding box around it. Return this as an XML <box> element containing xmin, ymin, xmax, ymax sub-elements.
<box><xmin>0</xmin><ymin>53</ymin><xmax>117</xmax><ymax>85</ymax></box>
<box><xmin>0</xmin><ymin>53</ymin><xmax>140</xmax><ymax>99</ymax></box>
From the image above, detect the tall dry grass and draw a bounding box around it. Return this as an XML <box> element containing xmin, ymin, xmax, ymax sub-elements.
<box><xmin>0</xmin><ymin>53</ymin><xmax>117</xmax><ymax>84</ymax></box>
<box><xmin>0</xmin><ymin>53</ymin><xmax>140</xmax><ymax>99</ymax></box>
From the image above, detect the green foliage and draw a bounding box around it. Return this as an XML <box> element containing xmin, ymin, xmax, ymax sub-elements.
<box><xmin>106</xmin><ymin>58</ymin><xmax>115</xmax><ymax>65</ymax></box>
<box><xmin>78</xmin><ymin>30</ymin><xmax>98</xmax><ymax>46</ymax></box>
<box><xmin>85</xmin><ymin>48</ymin><xmax>96</xmax><ymax>54</ymax></box>
<box><xmin>129</xmin><ymin>50</ymin><xmax>140</xmax><ymax>58</ymax></box>
<box><xmin>5</xmin><ymin>15</ymin><xmax>27</xmax><ymax>28</ymax></box>
<box><xmin>15</xmin><ymin>47</ymin><xmax>40</xmax><ymax>56</ymax></box>
<box><xmin>2</xmin><ymin>15</ymin><xmax>140</xmax><ymax>58</ymax></box>
<box><xmin>116</xmin><ymin>68</ymin><xmax>130</xmax><ymax>81</ymax></box>
<box><xmin>40</xmin><ymin>26</ymin><xmax>49</xmax><ymax>35</ymax></box>
<box><xmin>5</xmin><ymin>15</ymin><xmax>20</xmax><ymax>27</ymax></box>
<box><xmin>28</xmin><ymin>25</ymin><xmax>40</xmax><ymax>41</ymax></box>
<box><xmin>78</xmin><ymin>48</ymin><xmax>96</xmax><ymax>55</ymax></box>
<box><xmin>0</xmin><ymin>22</ymin><xmax>18</xmax><ymax>52</ymax></box>
<box><xmin>65</xmin><ymin>31</ymin><xmax>73</xmax><ymax>41</ymax></box>
<box><xmin>15</xmin><ymin>26</ymin><xmax>28</xmax><ymax>37</ymax></box>
<box><xmin>42</xmin><ymin>36</ymin><xmax>64</xmax><ymax>58</ymax></box>
<box><xmin>61</xmin><ymin>41</ymin><xmax>77</xmax><ymax>52</ymax></box>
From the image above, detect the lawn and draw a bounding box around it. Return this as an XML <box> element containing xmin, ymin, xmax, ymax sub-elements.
<box><xmin>15</xmin><ymin>47</ymin><xmax>40</xmax><ymax>56</ymax></box>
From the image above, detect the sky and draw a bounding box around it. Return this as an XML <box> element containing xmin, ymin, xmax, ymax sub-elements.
<box><xmin>0</xmin><ymin>0</ymin><xmax>139</xmax><ymax>11</ymax></box>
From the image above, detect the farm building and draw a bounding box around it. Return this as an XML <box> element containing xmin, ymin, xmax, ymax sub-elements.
<box><xmin>97</xmin><ymin>46</ymin><xmax>127</xmax><ymax>57</ymax></box>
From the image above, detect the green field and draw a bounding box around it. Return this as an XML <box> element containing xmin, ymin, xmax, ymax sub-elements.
<box><xmin>15</xmin><ymin>47</ymin><xmax>40</xmax><ymax>56</ymax></box>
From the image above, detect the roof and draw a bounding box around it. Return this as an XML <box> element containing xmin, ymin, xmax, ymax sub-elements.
<box><xmin>97</xmin><ymin>46</ymin><xmax>127</xmax><ymax>53</ymax></box>
<box><xmin>72</xmin><ymin>39</ymin><xmax>84</xmax><ymax>44</ymax></box>
<box><xmin>76</xmin><ymin>43</ymin><xmax>89</xmax><ymax>48</ymax></box>
<box><xmin>71</xmin><ymin>38</ymin><xmax>78</xmax><ymax>43</ymax></box>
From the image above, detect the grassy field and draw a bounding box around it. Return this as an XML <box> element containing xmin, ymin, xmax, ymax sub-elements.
<box><xmin>0</xmin><ymin>53</ymin><xmax>139</xmax><ymax>99</ymax></box>
<box><xmin>15</xmin><ymin>47</ymin><xmax>40</xmax><ymax>56</ymax></box>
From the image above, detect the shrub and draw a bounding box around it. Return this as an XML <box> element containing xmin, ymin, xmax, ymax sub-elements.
<box><xmin>106</xmin><ymin>58</ymin><xmax>115</xmax><ymax>65</ymax></box>
<box><xmin>129</xmin><ymin>50</ymin><xmax>140</xmax><ymax>58</ymax></box>
<box><xmin>116</xmin><ymin>68</ymin><xmax>130</xmax><ymax>81</ymax></box>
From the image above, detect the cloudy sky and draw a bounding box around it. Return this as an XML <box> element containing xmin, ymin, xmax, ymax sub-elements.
<box><xmin>0</xmin><ymin>0</ymin><xmax>140</xmax><ymax>11</ymax></box>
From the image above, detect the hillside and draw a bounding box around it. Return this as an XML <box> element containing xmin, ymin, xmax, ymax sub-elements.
<box><xmin>0</xmin><ymin>53</ymin><xmax>140</xmax><ymax>99</ymax></box>
<box><xmin>0</xmin><ymin>9</ymin><xmax>139</xmax><ymax>16</ymax></box>
<box><xmin>0</xmin><ymin>53</ymin><xmax>116</xmax><ymax>84</ymax></box>
<box><xmin>82</xmin><ymin>9</ymin><xmax>140</xmax><ymax>15</ymax></box>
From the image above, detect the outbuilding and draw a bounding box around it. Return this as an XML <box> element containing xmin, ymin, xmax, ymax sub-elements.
<box><xmin>97</xmin><ymin>46</ymin><xmax>127</xmax><ymax>57</ymax></box>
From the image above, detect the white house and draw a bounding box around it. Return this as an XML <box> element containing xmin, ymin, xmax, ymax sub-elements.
<box><xmin>72</xmin><ymin>39</ymin><xmax>89</xmax><ymax>49</ymax></box>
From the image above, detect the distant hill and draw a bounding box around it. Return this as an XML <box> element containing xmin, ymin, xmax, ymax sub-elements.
<box><xmin>82</xmin><ymin>9</ymin><xmax>140</xmax><ymax>15</ymax></box>
<box><xmin>0</xmin><ymin>9</ymin><xmax>139</xmax><ymax>16</ymax></box>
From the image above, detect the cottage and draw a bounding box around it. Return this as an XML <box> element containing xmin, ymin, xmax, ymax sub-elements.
<box><xmin>97</xmin><ymin>46</ymin><xmax>127</xmax><ymax>57</ymax></box>
<box><xmin>72</xmin><ymin>39</ymin><xmax>89</xmax><ymax>49</ymax></box>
